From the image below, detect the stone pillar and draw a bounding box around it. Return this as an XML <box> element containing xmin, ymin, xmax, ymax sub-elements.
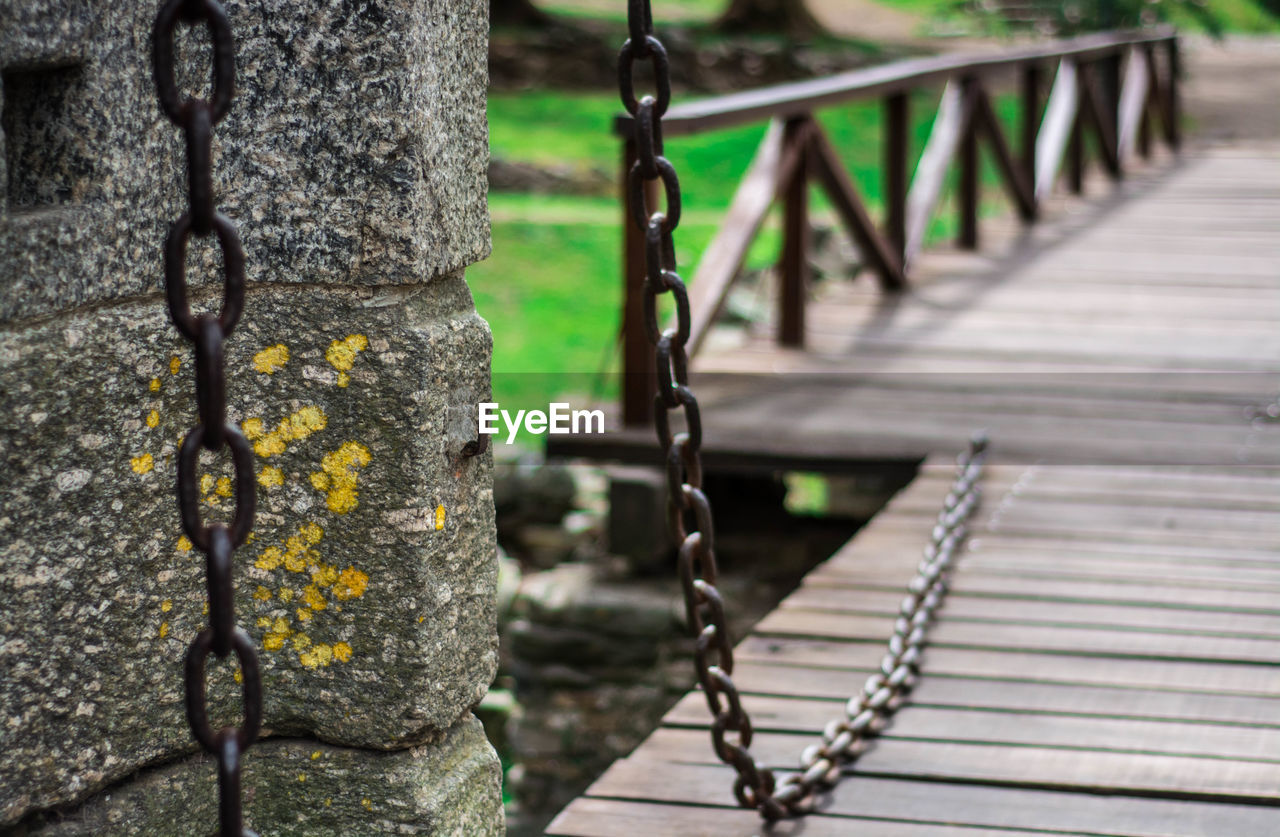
<box><xmin>0</xmin><ymin>1</ymin><xmax>500</xmax><ymax>834</ymax></box>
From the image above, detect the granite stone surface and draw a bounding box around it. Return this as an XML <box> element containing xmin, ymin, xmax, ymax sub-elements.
<box><xmin>21</xmin><ymin>716</ymin><xmax>502</xmax><ymax>836</ymax></box>
<box><xmin>0</xmin><ymin>0</ymin><xmax>490</xmax><ymax>323</ymax></box>
<box><xmin>0</xmin><ymin>279</ymin><xmax>498</xmax><ymax>824</ymax></box>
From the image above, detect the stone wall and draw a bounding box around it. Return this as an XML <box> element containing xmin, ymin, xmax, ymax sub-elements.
<box><xmin>0</xmin><ymin>1</ymin><xmax>501</xmax><ymax>833</ymax></box>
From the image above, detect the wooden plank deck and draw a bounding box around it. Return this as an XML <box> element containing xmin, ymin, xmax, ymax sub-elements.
<box><xmin>549</xmin><ymin>145</ymin><xmax>1280</xmax><ymax>469</ymax></box>
<box><xmin>546</xmin><ymin>143</ymin><xmax>1280</xmax><ymax>834</ymax></box>
<box><xmin>548</xmin><ymin>461</ymin><xmax>1280</xmax><ymax>836</ymax></box>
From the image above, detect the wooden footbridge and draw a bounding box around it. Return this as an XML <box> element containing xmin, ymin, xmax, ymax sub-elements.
<box><xmin>547</xmin><ymin>26</ymin><xmax>1280</xmax><ymax>837</ymax></box>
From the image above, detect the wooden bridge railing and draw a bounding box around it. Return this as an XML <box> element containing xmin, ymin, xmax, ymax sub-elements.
<box><xmin>617</xmin><ymin>27</ymin><xmax>1180</xmax><ymax>426</ymax></box>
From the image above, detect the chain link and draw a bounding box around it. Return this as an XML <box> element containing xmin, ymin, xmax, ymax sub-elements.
<box><xmin>152</xmin><ymin>1</ymin><xmax>260</xmax><ymax>833</ymax></box>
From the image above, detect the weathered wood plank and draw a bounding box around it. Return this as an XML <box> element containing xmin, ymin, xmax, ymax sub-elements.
<box><xmin>577</xmin><ymin>760</ymin><xmax>1280</xmax><ymax>837</ymax></box>
<box><xmin>722</xmin><ymin>663</ymin><xmax>1280</xmax><ymax>727</ymax></box>
<box><xmin>546</xmin><ymin>796</ymin><xmax>1052</xmax><ymax>837</ymax></box>
<box><xmin>754</xmin><ymin>608</ymin><xmax>1280</xmax><ymax>664</ymax></box>
<box><xmin>665</xmin><ymin>694</ymin><xmax>1280</xmax><ymax>763</ymax></box>
<box><xmin>631</xmin><ymin>727</ymin><xmax>1280</xmax><ymax>801</ymax></box>
<box><xmin>734</xmin><ymin>636</ymin><xmax>1280</xmax><ymax>696</ymax></box>
<box><xmin>778</xmin><ymin>589</ymin><xmax>1280</xmax><ymax>638</ymax></box>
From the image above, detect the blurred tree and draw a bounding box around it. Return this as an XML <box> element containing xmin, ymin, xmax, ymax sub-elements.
<box><xmin>491</xmin><ymin>0</ymin><xmax>550</xmax><ymax>27</ymax></box>
<box><xmin>715</xmin><ymin>0</ymin><xmax>828</xmax><ymax>36</ymax></box>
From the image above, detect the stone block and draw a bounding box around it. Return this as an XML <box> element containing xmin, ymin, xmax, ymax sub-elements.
<box><xmin>20</xmin><ymin>716</ymin><xmax>501</xmax><ymax>836</ymax></box>
<box><xmin>0</xmin><ymin>0</ymin><xmax>490</xmax><ymax>323</ymax></box>
<box><xmin>0</xmin><ymin>278</ymin><xmax>497</xmax><ymax>824</ymax></box>
<box><xmin>605</xmin><ymin>466</ymin><xmax>668</xmax><ymax>574</ymax></box>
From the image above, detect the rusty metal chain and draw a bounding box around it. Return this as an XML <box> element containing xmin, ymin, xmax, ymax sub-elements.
<box><xmin>617</xmin><ymin>0</ymin><xmax>785</xmax><ymax>819</ymax></box>
<box><xmin>153</xmin><ymin>2</ymin><xmax>261</xmax><ymax>834</ymax></box>
<box><xmin>621</xmin><ymin>1</ymin><xmax>988</xmax><ymax>820</ymax></box>
<box><xmin>770</xmin><ymin>434</ymin><xmax>987</xmax><ymax>815</ymax></box>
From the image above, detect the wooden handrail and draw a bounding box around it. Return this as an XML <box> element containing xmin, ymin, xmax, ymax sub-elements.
<box><xmin>615</xmin><ymin>27</ymin><xmax>1176</xmax><ymax>138</ymax></box>
<box><xmin>617</xmin><ymin>28</ymin><xmax>1181</xmax><ymax>426</ymax></box>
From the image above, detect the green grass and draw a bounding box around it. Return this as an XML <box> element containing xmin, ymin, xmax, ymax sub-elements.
<box><xmin>535</xmin><ymin>0</ymin><xmax>1279</xmax><ymax>34</ymax></box>
<box><xmin>476</xmin><ymin>86</ymin><xmax>1055</xmax><ymax>437</ymax></box>
<box><xmin>540</xmin><ymin>0</ymin><xmax>725</xmax><ymax>24</ymax></box>
<box><xmin>1168</xmin><ymin>0</ymin><xmax>1280</xmax><ymax>32</ymax></box>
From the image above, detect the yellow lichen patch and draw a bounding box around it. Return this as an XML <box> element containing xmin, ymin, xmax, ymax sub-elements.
<box><xmin>131</xmin><ymin>453</ymin><xmax>154</xmax><ymax>474</ymax></box>
<box><xmin>161</xmin><ymin>599</ymin><xmax>173</xmax><ymax>612</ymax></box>
<box><xmin>253</xmin><ymin>586</ymin><xmax>272</xmax><ymax>602</ymax></box>
<box><xmin>325</xmin><ymin>334</ymin><xmax>368</xmax><ymax>387</ymax></box>
<box><xmin>158</xmin><ymin>621</ymin><xmax>170</xmax><ymax>639</ymax></box>
<box><xmin>297</xmin><ymin>608</ymin><xmax>312</xmax><ymax>622</ymax></box>
<box><xmin>255</xmin><ymin>546</ymin><xmax>284</xmax><ymax>571</ymax></box>
<box><xmin>302</xmin><ymin>584</ymin><xmax>328</xmax><ymax>612</ymax></box>
<box><xmin>300</xmin><ymin>522</ymin><xmax>324</xmax><ymax>545</ymax></box>
<box><xmin>149</xmin><ymin>377</ymin><xmax>161</xmax><ymax>392</ymax></box>
<box><xmin>297</xmin><ymin>774</ymin><xmax>306</xmax><ymax>783</ymax></box>
<box><xmin>263</xmin><ymin>617</ymin><xmax>292</xmax><ymax>651</ymax></box>
<box><xmin>435</xmin><ymin>504</ymin><xmax>446</xmax><ymax>531</ymax></box>
<box><xmin>299</xmin><ymin>643</ymin><xmax>334</xmax><ymax>669</ymax></box>
<box><xmin>177</xmin><ymin>536</ymin><xmax>193</xmax><ymax>552</ymax></box>
<box><xmin>278</xmin><ymin>587</ymin><xmax>295</xmax><ymax>602</ymax></box>
<box><xmin>283</xmin><ymin>538</ymin><xmax>309</xmax><ymax>573</ymax></box>
<box><xmin>311</xmin><ymin>751</ymin><xmax>322</xmax><ymax>761</ymax></box>
<box><xmin>245</xmin><ymin>406</ymin><xmax>328</xmax><ymax>458</ymax></box>
<box><xmin>362</xmin><ymin>799</ymin><xmax>373</xmax><ymax>811</ymax></box>
<box><xmin>332</xmin><ymin>566</ymin><xmax>369</xmax><ymax>601</ymax></box>
<box><xmin>333</xmin><ymin>642</ymin><xmax>353</xmax><ymax>663</ymax></box>
<box><xmin>252</xmin><ymin>344</ymin><xmax>290</xmax><ymax>375</ymax></box>
<box><xmin>255</xmin><ymin>522</ymin><xmax>324</xmax><ymax>572</ymax></box>
<box><xmin>292</xmin><ymin>632</ymin><xmax>312</xmax><ymax>652</ymax></box>
<box><xmin>146</xmin><ymin>410</ymin><xmax>160</xmax><ymax>428</ymax></box>
<box><xmin>215</xmin><ymin>476</ymin><xmax>233</xmax><ymax>498</ymax></box>
<box><xmin>309</xmin><ymin>441</ymin><xmax>371</xmax><ymax>514</ymax></box>
<box><xmin>257</xmin><ymin>616</ymin><xmax>271</xmax><ymax>628</ymax></box>
<box><xmin>234</xmin><ymin>669</ymin><xmax>244</xmax><ymax>684</ymax></box>
<box><xmin>169</xmin><ymin>356</ymin><xmax>181</xmax><ymax>376</ymax></box>
<box><xmin>200</xmin><ymin>474</ymin><xmax>216</xmax><ymax>496</ymax></box>
<box><xmin>258</xmin><ymin>466</ymin><xmax>284</xmax><ymax>489</ymax></box>
<box><xmin>311</xmin><ymin>562</ymin><xmax>339</xmax><ymax>587</ymax></box>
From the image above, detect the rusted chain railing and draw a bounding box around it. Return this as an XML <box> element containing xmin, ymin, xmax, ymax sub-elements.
<box><xmin>618</xmin><ymin>28</ymin><xmax>1180</xmax><ymax>425</ymax></box>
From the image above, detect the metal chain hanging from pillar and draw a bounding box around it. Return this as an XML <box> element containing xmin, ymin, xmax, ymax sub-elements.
<box><xmin>152</xmin><ymin>1</ymin><xmax>261</xmax><ymax>833</ymax></box>
<box><xmin>616</xmin><ymin>0</ymin><xmax>784</xmax><ymax>818</ymax></box>
<box><xmin>617</xmin><ymin>0</ymin><xmax>989</xmax><ymax>819</ymax></box>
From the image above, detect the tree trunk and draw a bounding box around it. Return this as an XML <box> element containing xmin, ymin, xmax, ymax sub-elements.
<box><xmin>491</xmin><ymin>0</ymin><xmax>551</xmax><ymax>27</ymax></box>
<box><xmin>716</xmin><ymin>0</ymin><xmax>827</xmax><ymax>37</ymax></box>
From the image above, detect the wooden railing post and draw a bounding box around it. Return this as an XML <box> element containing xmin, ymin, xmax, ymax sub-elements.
<box><xmin>1067</xmin><ymin>65</ymin><xmax>1085</xmax><ymax>195</ymax></box>
<box><xmin>1165</xmin><ymin>38</ymin><xmax>1181</xmax><ymax>150</ymax></box>
<box><xmin>1138</xmin><ymin>45</ymin><xmax>1154</xmax><ymax>159</ymax></box>
<box><xmin>884</xmin><ymin>92</ymin><xmax>909</xmax><ymax>267</ymax></box>
<box><xmin>621</xmin><ymin>137</ymin><xmax>656</xmax><ymax>427</ymax></box>
<box><xmin>957</xmin><ymin>77</ymin><xmax>979</xmax><ymax>250</ymax></box>
<box><xmin>1102</xmin><ymin>49</ymin><xmax>1123</xmax><ymax>174</ymax></box>
<box><xmin>1021</xmin><ymin>62</ymin><xmax>1041</xmax><ymax>203</ymax></box>
<box><xmin>778</xmin><ymin>117</ymin><xmax>810</xmax><ymax>347</ymax></box>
